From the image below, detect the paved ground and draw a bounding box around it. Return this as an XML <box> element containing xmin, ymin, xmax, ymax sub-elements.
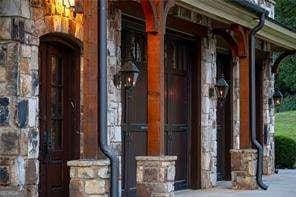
<box><xmin>175</xmin><ymin>170</ymin><xmax>296</xmax><ymax>197</ymax></box>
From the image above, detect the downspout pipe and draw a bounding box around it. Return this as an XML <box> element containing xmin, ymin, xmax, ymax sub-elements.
<box><xmin>250</xmin><ymin>13</ymin><xmax>269</xmax><ymax>190</ymax></box>
<box><xmin>99</xmin><ymin>1</ymin><xmax>119</xmax><ymax>197</ymax></box>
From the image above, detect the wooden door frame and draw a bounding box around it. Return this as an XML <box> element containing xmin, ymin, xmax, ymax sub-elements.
<box><xmin>190</xmin><ymin>37</ymin><xmax>202</xmax><ymax>189</ymax></box>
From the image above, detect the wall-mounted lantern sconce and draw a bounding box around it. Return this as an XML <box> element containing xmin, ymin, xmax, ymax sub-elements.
<box><xmin>215</xmin><ymin>74</ymin><xmax>229</xmax><ymax>99</ymax></box>
<box><xmin>63</xmin><ymin>0</ymin><xmax>83</xmax><ymax>14</ymax></box>
<box><xmin>113</xmin><ymin>59</ymin><xmax>140</xmax><ymax>90</ymax></box>
<box><xmin>273</xmin><ymin>89</ymin><xmax>283</xmax><ymax>106</ymax></box>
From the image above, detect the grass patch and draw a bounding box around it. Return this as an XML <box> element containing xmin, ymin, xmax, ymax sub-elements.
<box><xmin>275</xmin><ymin>110</ymin><xmax>296</xmax><ymax>168</ymax></box>
<box><xmin>275</xmin><ymin>110</ymin><xmax>296</xmax><ymax>141</ymax></box>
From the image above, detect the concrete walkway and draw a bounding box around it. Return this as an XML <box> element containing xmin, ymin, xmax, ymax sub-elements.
<box><xmin>175</xmin><ymin>170</ymin><xmax>296</xmax><ymax>197</ymax></box>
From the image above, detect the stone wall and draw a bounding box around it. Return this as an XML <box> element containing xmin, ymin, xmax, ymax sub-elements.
<box><xmin>136</xmin><ymin>156</ymin><xmax>177</xmax><ymax>197</ymax></box>
<box><xmin>230</xmin><ymin>149</ymin><xmax>258</xmax><ymax>190</ymax></box>
<box><xmin>232</xmin><ymin>57</ymin><xmax>240</xmax><ymax>150</ymax></box>
<box><xmin>200</xmin><ymin>32</ymin><xmax>218</xmax><ymax>188</ymax></box>
<box><xmin>107</xmin><ymin>4</ymin><xmax>122</xmax><ymax>158</ymax></box>
<box><xmin>0</xmin><ymin>0</ymin><xmax>40</xmax><ymax>195</ymax></box>
<box><xmin>68</xmin><ymin>160</ymin><xmax>110</xmax><ymax>196</ymax></box>
<box><xmin>0</xmin><ymin>0</ymin><xmax>83</xmax><ymax>195</ymax></box>
<box><xmin>262</xmin><ymin>56</ymin><xmax>275</xmax><ymax>175</ymax></box>
<box><xmin>106</xmin><ymin>3</ymin><xmax>123</xmax><ymax>193</ymax></box>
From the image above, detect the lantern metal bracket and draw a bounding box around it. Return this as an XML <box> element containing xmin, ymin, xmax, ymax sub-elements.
<box><xmin>209</xmin><ymin>87</ymin><xmax>215</xmax><ymax>98</ymax></box>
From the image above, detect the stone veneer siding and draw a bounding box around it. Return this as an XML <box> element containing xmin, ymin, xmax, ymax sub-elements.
<box><xmin>68</xmin><ymin>160</ymin><xmax>110</xmax><ymax>196</ymax></box>
<box><xmin>136</xmin><ymin>156</ymin><xmax>177</xmax><ymax>197</ymax></box>
<box><xmin>106</xmin><ymin>4</ymin><xmax>123</xmax><ymax>193</ymax></box>
<box><xmin>230</xmin><ymin>149</ymin><xmax>258</xmax><ymax>190</ymax></box>
<box><xmin>200</xmin><ymin>32</ymin><xmax>218</xmax><ymax>188</ymax></box>
<box><xmin>107</xmin><ymin>4</ymin><xmax>122</xmax><ymax>159</ymax></box>
<box><xmin>262</xmin><ymin>56</ymin><xmax>275</xmax><ymax>175</ymax></box>
<box><xmin>232</xmin><ymin>57</ymin><xmax>240</xmax><ymax>150</ymax></box>
<box><xmin>0</xmin><ymin>0</ymin><xmax>83</xmax><ymax>195</ymax></box>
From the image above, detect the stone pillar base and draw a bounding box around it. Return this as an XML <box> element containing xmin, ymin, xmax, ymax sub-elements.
<box><xmin>263</xmin><ymin>145</ymin><xmax>275</xmax><ymax>175</ymax></box>
<box><xmin>67</xmin><ymin>159</ymin><xmax>110</xmax><ymax>197</ymax></box>
<box><xmin>136</xmin><ymin>156</ymin><xmax>177</xmax><ymax>197</ymax></box>
<box><xmin>230</xmin><ymin>149</ymin><xmax>258</xmax><ymax>190</ymax></box>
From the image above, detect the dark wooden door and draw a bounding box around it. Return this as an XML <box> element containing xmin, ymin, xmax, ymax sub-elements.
<box><xmin>122</xmin><ymin>27</ymin><xmax>148</xmax><ymax>197</ymax></box>
<box><xmin>216</xmin><ymin>52</ymin><xmax>232</xmax><ymax>181</ymax></box>
<box><xmin>165</xmin><ymin>36</ymin><xmax>192</xmax><ymax>190</ymax></box>
<box><xmin>39</xmin><ymin>41</ymin><xmax>80</xmax><ymax>197</ymax></box>
<box><xmin>122</xmin><ymin>21</ymin><xmax>195</xmax><ymax>196</ymax></box>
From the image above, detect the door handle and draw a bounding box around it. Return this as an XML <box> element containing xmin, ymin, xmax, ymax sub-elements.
<box><xmin>70</xmin><ymin>101</ymin><xmax>75</xmax><ymax>109</ymax></box>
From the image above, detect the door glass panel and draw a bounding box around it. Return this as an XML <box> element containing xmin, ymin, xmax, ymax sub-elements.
<box><xmin>51</xmin><ymin>55</ymin><xmax>63</xmax><ymax>148</ymax></box>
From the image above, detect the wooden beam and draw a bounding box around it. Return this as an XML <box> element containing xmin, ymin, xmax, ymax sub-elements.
<box><xmin>82</xmin><ymin>0</ymin><xmax>99</xmax><ymax>158</ymax></box>
<box><xmin>232</xmin><ymin>26</ymin><xmax>252</xmax><ymax>149</ymax></box>
<box><xmin>140</xmin><ymin>0</ymin><xmax>175</xmax><ymax>156</ymax></box>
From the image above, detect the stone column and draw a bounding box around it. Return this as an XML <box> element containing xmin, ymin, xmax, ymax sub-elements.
<box><xmin>200</xmin><ymin>35</ymin><xmax>217</xmax><ymax>189</ymax></box>
<box><xmin>136</xmin><ymin>156</ymin><xmax>177</xmax><ymax>197</ymax></box>
<box><xmin>230</xmin><ymin>149</ymin><xmax>258</xmax><ymax>190</ymax></box>
<box><xmin>0</xmin><ymin>0</ymin><xmax>39</xmax><ymax>196</ymax></box>
<box><xmin>67</xmin><ymin>159</ymin><xmax>110</xmax><ymax>197</ymax></box>
<box><xmin>232</xmin><ymin>56</ymin><xmax>240</xmax><ymax>149</ymax></box>
<box><xmin>262</xmin><ymin>55</ymin><xmax>275</xmax><ymax>175</ymax></box>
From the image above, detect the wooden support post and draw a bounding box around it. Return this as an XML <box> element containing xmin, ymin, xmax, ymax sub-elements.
<box><xmin>82</xmin><ymin>0</ymin><xmax>99</xmax><ymax>158</ymax></box>
<box><xmin>140</xmin><ymin>0</ymin><xmax>175</xmax><ymax>156</ymax></box>
<box><xmin>146</xmin><ymin>31</ymin><xmax>165</xmax><ymax>155</ymax></box>
<box><xmin>232</xmin><ymin>25</ymin><xmax>252</xmax><ymax>149</ymax></box>
<box><xmin>239</xmin><ymin>56</ymin><xmax>251</xmax><ymax>148</ymax></box>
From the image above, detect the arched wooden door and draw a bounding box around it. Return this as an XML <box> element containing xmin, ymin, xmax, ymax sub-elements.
<box><xmin>38</xmin><ymin>38</ymin><xmax>80</xmax><ymax>197</ymax></box>
<box><xmin>122</xmin><ymin>19</ymin><xmax>197</xmax><ymax>196</ymax></box>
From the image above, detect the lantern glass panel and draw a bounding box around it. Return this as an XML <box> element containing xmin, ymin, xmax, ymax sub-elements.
<box><xmin>215</xmin><ymin>76</ymin><xmax>229</xmax><ymax>99</ymax></box>
<box><xmin>215</xmin><ymin>85</ymin><xmax>229</xmax><ymax>99</ymax></box>
<box><xmin>273</xmin><ymin>90</ymin><xmax>283</xmax><ymax>106</ymax></box>
<box><xmin>275</xmin><ymin>98</ymin><xmax>282</xmax><ymax>105</ymax></box>
<box><xmin>121</xmin><ymin>71</ymin><xmax>139</xmax><ymax>89</ymax></box>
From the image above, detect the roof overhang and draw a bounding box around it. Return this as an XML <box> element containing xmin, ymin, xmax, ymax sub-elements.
<box><xmin>177</xmin><ymin>0</ymin><xmax>296</xmax><ymax>50</ymax></box>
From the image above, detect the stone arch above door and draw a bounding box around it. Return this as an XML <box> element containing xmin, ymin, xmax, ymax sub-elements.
<box><xmin>31</xmin><ymin>0</ymin><xmax>83</xmax><ymax>41</ymax></box>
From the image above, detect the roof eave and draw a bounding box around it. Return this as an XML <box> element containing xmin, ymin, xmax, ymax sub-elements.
<box><xmin>177</xmin><ymin>0</ymin><xmax>296</xmax><ymax>50</ymax></box>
